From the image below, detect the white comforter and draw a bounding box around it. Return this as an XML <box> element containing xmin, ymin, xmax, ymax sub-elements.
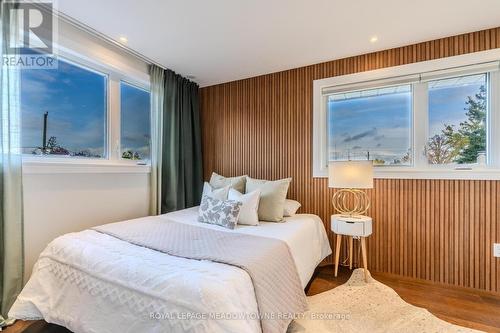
<box><xmin>9</xmin><ymin>207</ymin><xmax>331</xmax><ymax>333</ymax></box>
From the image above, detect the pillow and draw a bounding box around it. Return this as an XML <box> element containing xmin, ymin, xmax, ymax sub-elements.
<box><xmin>228</xmin><ymin>188</ymin><xmax>261</xmax><ymax>226</ymax></box>
<box><xmin>202</xmin><ymin>182</ymin><xmax>229</xmax><ymax>201</ymax></box>
<box><xmin>198</xmin><ymin>195</ymin><xmax>242</xmax><ymax>230</ymax></box>
<box><xmin>283</xmin><ymin>199</ymin><xmax>301</xmax><ymax>217</ymax></box>
<box><xmin>209</xmin><ymin>172</ymin><xmax>247</xmax><ymax>193</ymax></box>
<box><xmin>245</xmin><ymin>177</ymin><xmax>292</xmax><ymax>222</ymax></box>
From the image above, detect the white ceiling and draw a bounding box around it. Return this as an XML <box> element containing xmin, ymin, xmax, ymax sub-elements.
<box><xmin>58</xmin><ymin>0</ymin><xmax>500</xmax><ymax>87</ymax></box>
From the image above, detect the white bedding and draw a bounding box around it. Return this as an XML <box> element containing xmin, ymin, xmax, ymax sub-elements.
<box><xmin>9</xmin><ymin>207</ymin><xmax>331</xmax><ymax>333</ymax></box>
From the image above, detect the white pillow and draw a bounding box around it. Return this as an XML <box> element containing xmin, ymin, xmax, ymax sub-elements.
<box><xmin>202</xmin><ymin>182</ymin><xmax>229</xmax><ymax>201</ymax></box>
<box><xmin>283</xmin><ymin>199</ymin><xmax>301</xmax><ymax>217</ymax></box>
<box><xmin>245</xmin><ymin>177</ymin><xmax>291</xmax><ymax>222</ymax></box>
<box><xmin>209</xmin><ymin>172</ymin><xmax>247</xmax><ymax>193</ymax></box>
<box><xmin>228</xmin><ymin>188</ymin><xmax>261</xmax><ymax>226</ymax></box>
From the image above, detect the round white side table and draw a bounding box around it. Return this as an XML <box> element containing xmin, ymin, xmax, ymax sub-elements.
<box><xmin>331</xmin><ymin>214</ymin><xmax>372</xmax><ymax>282</ymax></box>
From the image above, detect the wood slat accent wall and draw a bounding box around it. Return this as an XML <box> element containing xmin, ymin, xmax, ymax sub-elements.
<box><xmin>200</xmin><ymin>27</ymin><xmax>500</xmax><ymax>293</ymax></box>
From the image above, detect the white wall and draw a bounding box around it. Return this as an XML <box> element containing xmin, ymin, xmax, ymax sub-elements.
<box><xmin>23</xmin><ymin>172</ymin><xmax>150</xmax><ymax>280</ymax></box>
<box><xmin>55</xmin><ymin>17</ymin><xmax>149</xmax><ymax>84</ymax></box>
<box><xmin>22</xmin><ymin>18</ymin><xmax>152</xmax><ymax>280</ymax></box>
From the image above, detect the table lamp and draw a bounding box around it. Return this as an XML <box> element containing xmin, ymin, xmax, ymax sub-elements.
<box><xmin>328</xmin><ymin>160</ymin><xmax>373</xmax><ymax>217</ymax></box>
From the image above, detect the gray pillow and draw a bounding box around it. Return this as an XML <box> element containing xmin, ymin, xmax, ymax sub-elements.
<box><xmin>245</xmin><ymin>177</ymin><xmax>292</xmax><ymax>222</ymax></box>
<box><xmin>198</xmin><ymin>196</ymin><xmax>242</xmax><ymax>230</ymax></box>
<box><xmin>209</xmin><ymin>172</ymin><xmax>247</xmax><ymax>193</ymax></box>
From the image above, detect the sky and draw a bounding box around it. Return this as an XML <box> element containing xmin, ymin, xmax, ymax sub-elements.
<box><xmin>120</xmin><ymin>82</ymin><xmax>151</xmax><ymax>159</ymax></box>
<box><xmin>328</xmin><ymin>75</ymin><xmax>485</xmax><ymax>164</ymax></box>
<box><xmin>20</xmin><ymin>58</ymin><xmax>482</xmax><ymax>163</ymax></box>
<box><xmin>21</xmin><ymin>59</ymin><xmax>150</xmax><ymax>158</ymax></box>
<box><xmin>21</xmin><ymin>60</ymin><xmax>106</xmax><ymax>156</ymax></box>
<box><xmin>428</xmin><ymin>75</ymin><xmax>485</xmax><ymax>136</ymax></box>
<box><xmin>328</xmin><ymin>88</ymin><xmax>412</xmax><ymax>164</ymax></box>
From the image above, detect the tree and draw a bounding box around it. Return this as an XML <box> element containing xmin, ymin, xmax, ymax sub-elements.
<box><xmin>424</xmin><ymin>134</ymin><xmax>457</xmax><ymax>164</ymax></box>
<box><xmin>425</xmin><ymin>85</ymin><xmax>486</xmax><ymax>164</ymax></box>
<box><xmin>400</xmin><ymin>149</ymin><xmax>411</xmax><ymax>164</ymax></box>
<box><xmin>122</xmin><ymin>150</ymin><xmax>133</xmax><ymax>159</ymax></box>
<box><xmin>455</xmin><ymin>85</ymin><xmax>487</xmax><ymax>163</ymax></box>
<box><xmin>74</xmin><ymin>149</ymin><xmax>101</xmax><ymax>158</ymax></box>
<box><xmin>441</xmin><ymin>124</ymin><xmax>468</xmax><ymax>159</ymax></box>
<box><xmin>46</xmin><ymin>136</ymin><xmax>58</xmax><ymax>150</ymax></box>
<box><xmin>122</xmin><ymin>150</ymin><xmax>142</xmax><ymax>160</ymax></box>
<box><xmin>45</xmin><ymin>136</ymin><xmax>69</xmax><ymax>155</ymax></box>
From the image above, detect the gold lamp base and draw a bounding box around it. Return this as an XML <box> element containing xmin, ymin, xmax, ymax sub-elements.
<box><xmin>332</xmin><ymin>188</ymin><xmax>370</xmax><ymax>217</ymax></box>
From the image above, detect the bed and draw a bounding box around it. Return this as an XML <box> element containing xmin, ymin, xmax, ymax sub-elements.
<box><xmin>9</xmin><ymin>206</ymin><xmax>332</xmax><ymax>333</ymax></box>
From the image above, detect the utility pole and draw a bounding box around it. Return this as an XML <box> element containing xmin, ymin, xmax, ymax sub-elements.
<box><xmin>42</xmin><ymin>112</ymin><xmax>48</xmax><ymax>151</ymax></box>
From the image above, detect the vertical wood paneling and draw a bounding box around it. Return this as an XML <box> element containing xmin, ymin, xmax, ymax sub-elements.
<box><xmin>200</xmin><ymin>27</ymin><xmax>500</xmax><ymax>294</ymax></box>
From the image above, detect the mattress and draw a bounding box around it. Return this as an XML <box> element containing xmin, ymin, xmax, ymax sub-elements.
<box><xmin>9</xmin><ymin>207</ymin><xmax>332</xmax><ymax>333</ymax></box>
<box><xmin>166</xmin><ymin>207</ymin><xmax>332</xmax><ymax>288</ymax></box>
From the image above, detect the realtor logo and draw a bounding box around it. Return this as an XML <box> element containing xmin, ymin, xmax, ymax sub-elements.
<box><xmin>2</xmin><ymin>0</ymin><xmax>57</xmax><ymax>68</ymax></box>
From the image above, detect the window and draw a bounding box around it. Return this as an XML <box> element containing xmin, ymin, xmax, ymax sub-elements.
<box><xmin>328</xmin><ymin>85</ymin><xmax>412</xmax><ymax>166</ymax></box>
<box><xmin>20</xmin><ymin>52</ymin><xmax>151</xmax><ymax>173</ymax></box>
<box><xmin>120</xmin><ymin>82</ymin><xmax>151</xmax><ymax>161</ymax></box>
<box><xmin>21</xmin><ymin>59</ymin><xmax>107</xmax><ymax>158</ymax></box>
<box><xmin>426</xmin><ymin>74</ymin><xmax>487</xmax><ymax>165</ymax></box>
<box><xmin>313</xmin><ymin>51</ymin><xmax>500</xmax><ymax>179</ymax></box>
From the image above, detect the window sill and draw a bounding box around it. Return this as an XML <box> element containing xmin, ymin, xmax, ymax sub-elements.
<box><xmin>22</xmin><ymin>159</ymin><xmax>151</xmax><ymax>175</ymax></box>
<box><xmin>315</xmin><ymin>167</ymin><xmax>500</xmax><ymax>180</ymax></box>
<box><xmin>374</xmin><ymin>168</ymin><xmax>500</xmax><ymax>180</ymax></box>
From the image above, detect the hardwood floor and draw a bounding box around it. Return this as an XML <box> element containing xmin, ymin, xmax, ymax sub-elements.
<box><xmin>6</xmin><ymin>265</ymin><xmax>500</xmax><ymax>333</ymax></box>
<box><xmin>5</xmin><ymin>321</ymin><xmax>70</xmax><ymax>333</ymax></box>
<box><xmin>309</xmin><ymin>266</ymin><xmax>500</xmax><ymax>333</ymax></box>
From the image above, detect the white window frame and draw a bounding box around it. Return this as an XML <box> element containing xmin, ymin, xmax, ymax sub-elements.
<box><xmin>22</xmin><ymin>46</ymin><xmax>151</xmax><ymax>174</ymax></box>
<box><xmin>313</xmin><ymin>49</ymin><xmax>500</xmax><ymax>180</ymax></box>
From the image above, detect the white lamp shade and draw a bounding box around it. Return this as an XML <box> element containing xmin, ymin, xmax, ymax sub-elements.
<box><xmin>328</xmin><ymin>160</ymin><xmax>373</xmax><ymax>189</ymax></box>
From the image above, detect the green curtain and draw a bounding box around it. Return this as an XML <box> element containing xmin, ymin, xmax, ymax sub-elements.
<box><xmin>149</xmin><ymin>65</ymin><xmax>203</xmax><ymax>214</ymax></box>
<box><xmin>0</xmin><ymin>0</ymin><xmax>24</xmax><ymax>324</ymax></box>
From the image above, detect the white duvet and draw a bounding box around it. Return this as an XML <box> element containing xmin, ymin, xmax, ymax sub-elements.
<box><xmin>9</xmin><ymin>207</ymin><xmax>331</xmax><ymax>333</ymax></box>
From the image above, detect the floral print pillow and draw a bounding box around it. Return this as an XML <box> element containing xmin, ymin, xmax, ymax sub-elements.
<box><xmin>198</xmin><ymin>195</ymin><xmax>242</xmax><ymax>229</ymax></box>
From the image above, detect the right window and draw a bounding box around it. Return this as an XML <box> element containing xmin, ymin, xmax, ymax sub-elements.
<box><xmin>314</xmin><ymin>59</ymin><xmax>500</xmax><ymax>178</ymax></box>
<box><xmin>426</xmin><ymin>74</ymin><xmax>488</xmax><ymax>165</ymax></box>
<box><xmin>120</xmin><ymin>82</ymin><xmax>151</xmax><ymax>162</ymax></box>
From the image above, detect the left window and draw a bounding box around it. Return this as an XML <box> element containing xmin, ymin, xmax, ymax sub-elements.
<box><xmin>328</xmin><ymin>85</ymin><xmax>412</xmax><ymax>166</ymax></box>
<box><xmin>21</xmin><ymin>59</ymin><xmax>107</xmax><ymax>158</ymax></box>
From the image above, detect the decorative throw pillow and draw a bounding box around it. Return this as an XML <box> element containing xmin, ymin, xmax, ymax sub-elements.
<box><xmin>245</xmin><ymin>177</ymin><xmax>292</xmax><ymax>222</ymax></box>
<box><xmin>209</xmin><ymin>172</ymin><xmax>247</xmax><ymax>193</ymax></box>
<box><xmin>202</xmin><ymin>182</ymin><xmax>229</xmax><ymax>201</ymax></box>
<box><xmin>198</xmin><ymin>196</ymin><xmax>242</xmax><ymax>230</ymax></box>
<box><xmin>228</xmin><ymin>188</ymin><xmax>261</xmax><ymax>226</ymax></box>
<box><xmin>283</xmin><ymin>199</ymin><xmax>301</xmax><ymax>217</ymax></box>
